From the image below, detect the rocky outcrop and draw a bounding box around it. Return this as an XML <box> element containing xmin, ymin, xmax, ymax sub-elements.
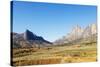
<box><xmin>54</xmin><ymin>23</ymin><xmax>97</xmax><ymax>45</ymax></box>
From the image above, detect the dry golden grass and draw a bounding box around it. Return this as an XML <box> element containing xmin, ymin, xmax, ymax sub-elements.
<box><xmin>12</xmin><ymin>43</ymin><xmax>97</xmax><ymax>66</ymax></box>
<box><xmin>13</xmin><ymin>58</ymin><xmax>62</xmax><ymax>66</ymax></box>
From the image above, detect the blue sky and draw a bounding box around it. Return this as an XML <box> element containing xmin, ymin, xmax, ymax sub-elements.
<box><xmin>12</xmin><ymin>1</ymin><xmax>97</xmax><ymax>42</ymax></box>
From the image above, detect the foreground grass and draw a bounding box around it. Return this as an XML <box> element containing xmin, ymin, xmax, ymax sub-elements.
<box><xmin>12</xmin><ymin>43</ymin><xmax>97</xmax><ymax>66</ymax></box>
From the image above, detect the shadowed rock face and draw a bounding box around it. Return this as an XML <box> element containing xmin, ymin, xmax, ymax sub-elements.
<box><xmin>23</xmin><ymin>29</ymin><xmax>37</xmax><ymax>40</ymax></box>
<box><xmin>23</xmin><ymin>29</ymin><xmax>52</xmax><ymax>44</ymax></box>
<box><xmin>12</xmin><ymin>29</ymin><xmax>52</xmax><ymax>48</ymax></box>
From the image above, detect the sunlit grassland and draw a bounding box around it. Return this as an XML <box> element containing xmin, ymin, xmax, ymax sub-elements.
<box><xmin>12</xmin><ymin>43</ymin><xmax>97</xmax><ymax>66</ymax></box>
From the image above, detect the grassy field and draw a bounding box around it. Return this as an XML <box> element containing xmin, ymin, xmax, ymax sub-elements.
<box><xmin>12</xmin><ymin>43</ymin><xmax>97</xmax><ymax>66</ymax></box>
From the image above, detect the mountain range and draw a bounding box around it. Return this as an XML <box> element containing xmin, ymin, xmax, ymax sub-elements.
<box><xmin>54</xmin><ymin>23</ymin><xmax>97</xmax><ymax>45</ymax></box>
<box><xmin>12</xmin><ymin>23</ymin><xmax>97</xmax><ymax>48</ymax></box>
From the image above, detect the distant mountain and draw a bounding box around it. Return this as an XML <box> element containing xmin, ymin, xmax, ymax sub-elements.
<box><xmin>82</xmin><ymin>23</ymin><xmax>97</xmax><ymax>38</ymax></box>
<box><xmin>12</xmin><ymin>29</ymin><xmax>52</xmax><ymax>48</ymax></box>
<box><xmin>12</xmin><ymin>23</ymin><xmax>97</xmax><ymax>48</ymax></box>
<box><xmin>54</xmin><ymin>23</ymin><xmax>97</xmax><ymax>45</ymax></box>
<box><xmin>64</xmin><ymin>25</ymin><xmax>83</xmax><ymax>42</ymax></box>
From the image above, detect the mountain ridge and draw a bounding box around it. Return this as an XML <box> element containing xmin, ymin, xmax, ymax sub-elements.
<box><xmin>12</xmin><ymin>23</ymin><xmax>97</xmax><ymax>48</ymax></box>
<box><xmin>12</xmin><ymin>29</ymin><xmax>52</xmax><ymax>48</ymax></box>
<box><xmin>54</xmin><ymin>23</ymin><xmax>97</xmax><ymax>45</ymax></box>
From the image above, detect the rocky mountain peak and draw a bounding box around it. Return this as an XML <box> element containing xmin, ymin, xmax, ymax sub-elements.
<box><xmin>66</xmin><ymin>25</ymin><xmax>83</xmax><ymax>41</ymax></box>
<box><xmin>24</xmin><ymin>29</ymin><xmax>37</xmax><ymax>40</ymax></box>
<box><xmin>90</xmin><ymin>23</ymin><xmax>97</xmax><ymax>34</ymax></box>
<box><xmin>82</xmin><ymin>23</ymin><xmax>97</xmax><ymax>38</ymax></box>
<box><xmin>71</xmin><ymin>25</ymin><xmax>83</xmax><ymax>34</ymax></box>
<box><xmin>54</xmin><ymin>23</ymin><xmax>97</xmax><ymax>45</ymax></box>
<box><xmin>12</xmin><ymin>29</ymin><xmax>52</xmax><ymax>48</ymax></box>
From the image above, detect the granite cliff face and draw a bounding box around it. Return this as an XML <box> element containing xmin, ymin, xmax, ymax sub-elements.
<box><xmin>54</xmin><ymin>23</ymin><xmax>97</xmax><ymax>45</ymax></box>
<box><xmin>82</xmin><ymin>23</ymin><xmax>97</xmax><ymax>38</ymax></box>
